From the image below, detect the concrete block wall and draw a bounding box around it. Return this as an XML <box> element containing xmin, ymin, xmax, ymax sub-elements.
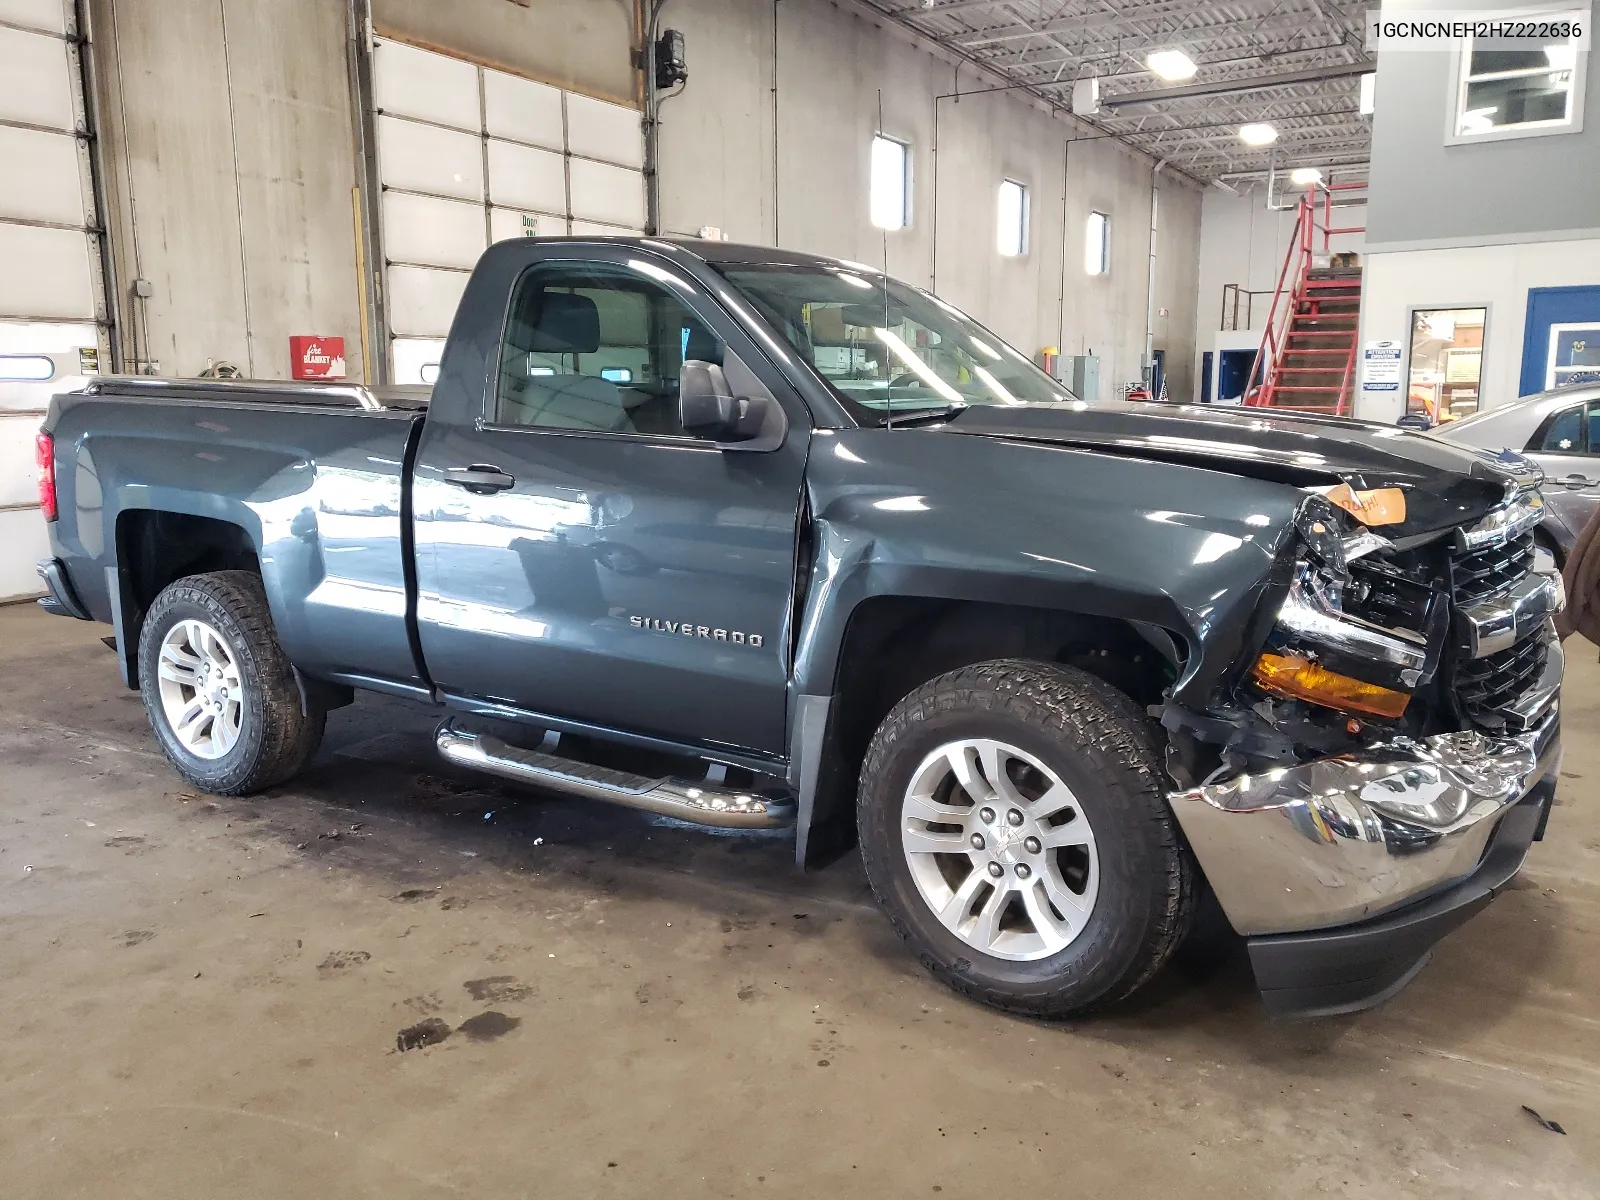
<box><xmin>89</xmin><ymin>0</ymin><xmax>1201</xmax><ymax>400</ymax></box>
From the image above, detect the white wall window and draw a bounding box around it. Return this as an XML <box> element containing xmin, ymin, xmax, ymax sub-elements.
<box><xmin>1085</xmin><ymin>211</ymin><xmax>1110</xmax><ymax>275</ymax></box>
<box><xmin>1449</xmin><ymin>36</ymin><xmax>1586</xmax><ymax>143</ymax></box>
<box><xmin>870</xmin><ymin>135</ymin><xmax>910</xmax><ymax>230</ymax></box>
<box><xmin>997</xmin><ymin>180</ymin><xmax>1028</xmax><ymax>256</ymax></box>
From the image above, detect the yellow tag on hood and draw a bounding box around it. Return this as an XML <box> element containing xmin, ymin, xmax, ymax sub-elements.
<box><xmin>1323</xmin><ymin>483</ymin><xmax>1407</xmax><ymax>526</ymax></box>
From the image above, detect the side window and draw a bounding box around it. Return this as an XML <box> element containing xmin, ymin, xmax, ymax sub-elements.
<box><xmin>1530</xmin><ymin>405</ymin><xmax>1583</xmax><ymax>453</ymax></box>
<box><xmin>493</xmin><ymin>261</ymin><xmax>723</xmax><ymax>436</ymax></box>
<box><xmin>1588</xmin><ymin>401</ymin><xmax>1600</xmax><ymax>453</ymax></box>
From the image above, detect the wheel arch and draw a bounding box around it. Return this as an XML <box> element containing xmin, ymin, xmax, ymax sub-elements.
<box><xmin>791</xmin><ymin>587</ymin><xmax>1192</xmax><ymax>868</ymax></box>
<box><xmin>113</xmin><ymin>509</ymin><xmax>263</xmax><ymax>688</ymax></box>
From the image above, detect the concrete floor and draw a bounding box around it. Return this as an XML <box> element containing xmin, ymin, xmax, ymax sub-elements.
<box><xmin>1</xmin><ymin>602</ymin><xmax>1597</xmax><ymax>1198</ymax></box>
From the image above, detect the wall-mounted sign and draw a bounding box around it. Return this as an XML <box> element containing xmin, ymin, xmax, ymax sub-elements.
<box><xmin>290</xmin><ymin>336</ymin><xmax>346</xmax><ymax>380</ymax></box>
<box><xmin>1361</xmin><ymin>339</ymin><xmax>1402</xmax><ymax>392</ymax></box>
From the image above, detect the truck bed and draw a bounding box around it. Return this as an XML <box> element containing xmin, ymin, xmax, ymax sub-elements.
<box><xmin>45</xmin><ymin>375</ymin><xmax>430</xmax><ymax>694</ymax></box>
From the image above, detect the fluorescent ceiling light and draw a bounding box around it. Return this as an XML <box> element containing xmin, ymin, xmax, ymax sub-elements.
<box><xmin>1145</xmin><ymin>49</ymin><xmax>1197</xmax><ymax>81</ymax></box>
<box><xmin>1289</xmin><ymin>167</ymin><xmax>1323</xmax><ymax>186</ymax></box>
<box><xmin>1238</xmin><ymin>123</ymin><xmax>1278</xmax><ymax>146</ymax></box>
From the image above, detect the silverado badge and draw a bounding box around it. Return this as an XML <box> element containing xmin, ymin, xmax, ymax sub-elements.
<box><xmin>629</xmin><ymin>616</ymin><xmax>763</xmax><ymax>647</ymax></box>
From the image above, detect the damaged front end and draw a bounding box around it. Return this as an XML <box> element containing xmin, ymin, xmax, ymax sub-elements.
<box><xmin>1163</xmin><ymin>477</ymin><xmax>1564</xmax><ymax>1017</ymax></box>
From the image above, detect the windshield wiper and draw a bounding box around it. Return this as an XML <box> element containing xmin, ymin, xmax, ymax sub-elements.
<box><xmin>879</xmin><ymin>403</ymin><xmax>966</xmax><ymax>427</ymax></box>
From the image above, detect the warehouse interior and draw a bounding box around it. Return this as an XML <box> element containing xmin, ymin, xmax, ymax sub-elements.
<box><xmin>2</xmin><ymin>0</ymin><xmax>1599</xmax><ymax>1194</ymax></box>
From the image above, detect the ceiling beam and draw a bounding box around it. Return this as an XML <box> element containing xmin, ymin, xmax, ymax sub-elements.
<box><xmin>958</xmin><ymin>0</ymin><xmax>1303</xmax><ymax>46</ymax></box>
<box><xmin>1100</xmin><ymin>60</ymin><xmax>1373</xmax><ymax>107</ymax></box>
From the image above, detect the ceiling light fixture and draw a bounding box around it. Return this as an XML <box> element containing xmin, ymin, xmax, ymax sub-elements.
<box><xmin>1289</xmin><ymin>167</ymin><xmax>1323</xmax><ymax>186</ymax></box>
<box><xmin>1145</xmin><ymin>49</ymin><xmax>1198</xmax><ymax>81</ymax></box>
<box><xmin>1239</xmin><ymin>122</ymin><xmax>1279</xmax><ymax>145</ymax></box>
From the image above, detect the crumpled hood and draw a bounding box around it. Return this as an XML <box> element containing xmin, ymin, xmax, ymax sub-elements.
<box><xmin>942</xmin><ymin>402</ymin><xmax>1540</xmax><ymax>536</ymax></box>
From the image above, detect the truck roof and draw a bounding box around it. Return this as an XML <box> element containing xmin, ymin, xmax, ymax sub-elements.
<box><xmin>530</xmin><ymin>234</ymin><xmax>879</xmax><ymax>274</ymax></box>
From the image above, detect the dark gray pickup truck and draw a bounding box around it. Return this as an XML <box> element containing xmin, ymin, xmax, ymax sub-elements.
<box><xmin>37</xmin><ymin>237</ymin><xmax>1565</xmax><ymax>1019</ymax></box>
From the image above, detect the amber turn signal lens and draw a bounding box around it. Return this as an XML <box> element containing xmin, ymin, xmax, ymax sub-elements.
<box><xmin>1323</xmin><ymin>483</ymin><xmax>1406</xmax><ymax>526</ymax></box>
<box><xmin>1252</xmin><ymin>653</ymin><xmax>1411</xmax><ymax>718</ymax></box>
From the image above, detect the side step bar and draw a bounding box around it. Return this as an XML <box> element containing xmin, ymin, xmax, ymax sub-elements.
<box><xmin>434</xmin><ymin>721</ymin><xmax>796</xmax><ymax>829</ymax></box>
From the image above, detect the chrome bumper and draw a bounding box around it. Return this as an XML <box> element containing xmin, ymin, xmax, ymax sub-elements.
<box><xmin>1169</xmin><ymin>706</ymin><xmax>1560</xmax><ymax>937</ymax></box>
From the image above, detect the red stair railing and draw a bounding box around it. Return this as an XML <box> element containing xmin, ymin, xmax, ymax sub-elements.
<box><xmin>1245</xmin><ymin>181</ymin><xmax>1366</xmax><ymax>415</ymax></box>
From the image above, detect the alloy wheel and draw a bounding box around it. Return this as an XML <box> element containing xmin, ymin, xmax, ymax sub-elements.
<box><xmin>899</xmin><ymin>738</ymin><xmax>1099</xmax><ymax>961</ymax></box>
<box><xmin>156</xmin><ymin>618</ymin><xmax>245</xmax><ymax>760</ymax></box>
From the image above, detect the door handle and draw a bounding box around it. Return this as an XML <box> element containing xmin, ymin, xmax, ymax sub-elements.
<box><xmin>1560</xmin><ymin>473</ymin><xmax>1598</xmax><ymax>489</ymax></box>
<box><xmin>444</xmin><ymin>464</ymin><xmax>516</xmax><ymax>494</ymax></box>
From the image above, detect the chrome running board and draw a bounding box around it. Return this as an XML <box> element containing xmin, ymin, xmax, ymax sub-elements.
<box><xmin>434</xmin><ymin>720</ymin><xmax>796</xmax><ymax>829</ymax></box>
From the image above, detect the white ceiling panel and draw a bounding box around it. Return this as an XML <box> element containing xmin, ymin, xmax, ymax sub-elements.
<box><xmin>490</xmin><ymin>207</ymin><xmax>564</xmax><ymax>242</ymax></box>
<box><xmin>568</xmin><ymin>159</ymin><xmax>644</xmax><ymax>230</ymax></box>
<box><xmin>0</xmin><ymin>0</ymin><xmax>66</xmax><ymax>34</ymax></box>
<box><xmin>373</xmin><ymin>38</ymin><xmax>480</xmax><ymax>132</ymax></box>
<box><xmin>0</xmin><ymin>223</ymin><xmax>94</xmax><ymax>319</ymax></box>
<box><xmin>0</xmin><ymin>504</ymin><xmax>49</xmax><ymax>600</ymax></box>
<box><xmin>377</xmin><ymin>115</ymin><xmax>483</xmax><ymax>202</ymax></box>
<box><xmin>565</xmin><ymin>92</ymin><xmax>644</xmax><ymax>169</ymax></box>
<box><xmin>484</xmin><ymin>70</ymin><xmax>564</xmax><ymax>151</ymax></box>
<box><xmin>381</xmin><ymin>191</ymin><xmax>485</xmax><ymax>270</ymax></box>
<box><xmin>487</xmin><ymin>139</ymin><xmax>566</xmax><ymax>214</ymax></box>
<box><xmin>387</xmin><ymin>265</ymin><xmax>470</xmax><ymax>339</ymax></box>
<box><xmin>0</xmin><ymin>25</ymin><xmax>75</xmax><ymax>131</ymax></box>
<box><xmin>0</xmin><ymin>125</ymin><xmax>84</xmax><ymax>225</ymax></box>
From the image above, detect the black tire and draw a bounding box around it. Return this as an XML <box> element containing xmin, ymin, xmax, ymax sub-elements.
<box><xmin>137</xmin><ymin>570</ymin><xmax>325</xmax><ymax>795</ymax></box>
<box><xmin>857</xmin><ymin>658</ymin><xmax>1197</xmax><ymax>1019</ymax></box>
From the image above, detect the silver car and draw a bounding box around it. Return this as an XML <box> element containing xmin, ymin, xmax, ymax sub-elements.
<box><xmin>1436</xmin><ymin>384</ymin><xmax>1600</xmax><ymax>564</ymax></box>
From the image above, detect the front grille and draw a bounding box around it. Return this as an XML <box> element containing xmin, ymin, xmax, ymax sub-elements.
<box><xmin>1450</xmin><ymin>533</ymin><xmax>1535</xmax><ymax>607</ymax></box>
<box><xmin>1447</xmin><ymin>529</ymin><xmax>1546</xmax><ymax>726</ymax></box>
<box><xmin>1453</xmin><ymin>632</ymin><xmax>1548</xmax><ymax>723</ymax></box>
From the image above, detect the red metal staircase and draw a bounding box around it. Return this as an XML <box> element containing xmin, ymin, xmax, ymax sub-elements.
<box><xmin>1245</xmin><ymin>183</ymin><xmax>1366</xmax><ymax>416</ymax></box>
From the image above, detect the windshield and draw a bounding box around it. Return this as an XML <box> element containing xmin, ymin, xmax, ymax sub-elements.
<box><xmin>715</xmin><ymin>263</ymin><xmax>1075</xmax><ymax>417</ymax></box>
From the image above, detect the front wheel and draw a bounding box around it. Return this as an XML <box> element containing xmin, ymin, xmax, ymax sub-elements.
<box><xmin>857</xmin><ymin>659</ymin><xmax>1196</xmax><ymax>1018</ymax></box>
<box><xmin>137</xmin><ymin>570</ymin><xmax>325</xmax><ymax>795</ymax></box>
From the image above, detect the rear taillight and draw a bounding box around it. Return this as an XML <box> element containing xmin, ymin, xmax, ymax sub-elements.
<box><xmin>36</xmin><ymin>430</ymin><xmax>57</xmax><ymax>522</ymax></box>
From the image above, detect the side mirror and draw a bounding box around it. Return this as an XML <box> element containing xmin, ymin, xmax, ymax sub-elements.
<box><xmin>680</xmin><ymin>360</ymin><xmax>772</xmax><ymax>444</ymax></box>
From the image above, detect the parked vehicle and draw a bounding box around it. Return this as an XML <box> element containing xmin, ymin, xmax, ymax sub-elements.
<box><xmin>37</xmin><ymin>237</ymin><xmax>1563</xmax><ymax>1020</ymax></box>
<box><xmin>1436</xmin><ymin>384</ymin><xmax>1600</xmax><ymax>565</ymax></box>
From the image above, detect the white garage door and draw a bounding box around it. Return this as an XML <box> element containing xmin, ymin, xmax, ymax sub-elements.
<box><xmin>0</xmin><ymin>0</ymin><xmax>107</xmax><ymax>601</ymax></box>
<box><xmin>370</xmin><ymin>37</ymin><xmax>646</xmax><ymax>385</ymax></box>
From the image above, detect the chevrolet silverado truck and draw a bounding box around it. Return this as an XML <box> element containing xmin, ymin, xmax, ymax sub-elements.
<box><xmin>36</xmin><ymin>237</ymin><xmax>1565</xmax><ymax>1019</ymax></box>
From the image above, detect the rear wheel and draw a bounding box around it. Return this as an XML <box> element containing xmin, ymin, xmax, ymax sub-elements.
<box><xmin>857</xmin><ymin>659</ymin><xmax>1196</xmax><ymax>1018</ymax></box>
<box><xmin>137</xmin><ymin>571</ymin><xmax>324</xmax><ymax>794</ymax></box>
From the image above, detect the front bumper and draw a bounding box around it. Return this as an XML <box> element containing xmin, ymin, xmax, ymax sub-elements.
<box><xmin>1169</xmin><ymin>704</ymin><xmax>1560</xmax><ymax>1016</ymax></box>
<box><xmin>1245</xmin><ymin>779</ymin><xmax>1554</xmax><ymax>1017</ymax></box>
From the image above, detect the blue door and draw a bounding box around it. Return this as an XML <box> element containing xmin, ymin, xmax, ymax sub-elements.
<box><xmin>1521</xmin><ymin>285</ymin><xmax>1600</xmax><ymax>396</ymax></box>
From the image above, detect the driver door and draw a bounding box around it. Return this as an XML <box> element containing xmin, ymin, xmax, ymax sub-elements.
<box><xmin>412</xmin><ymin>251</ymin><xmax>811</xmax><ymax>758</ymax></box>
